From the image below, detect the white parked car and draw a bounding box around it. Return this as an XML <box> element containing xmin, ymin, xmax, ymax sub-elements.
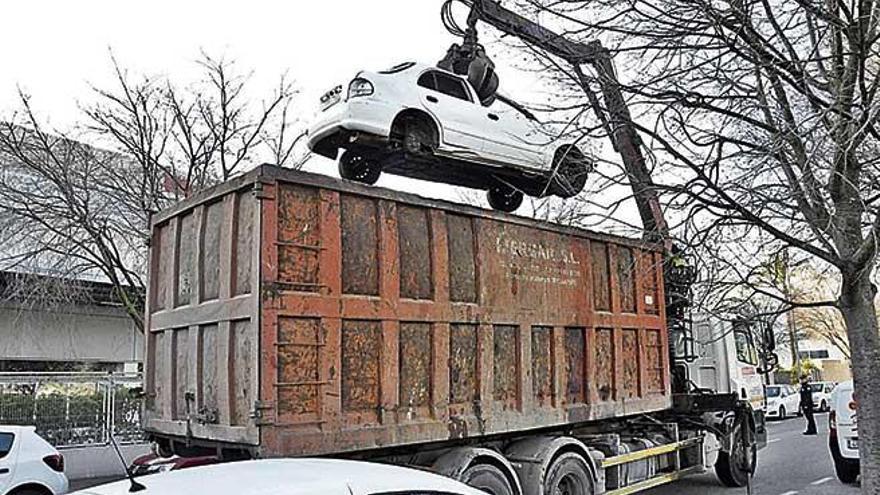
<box><xmin>307</xmin><ymin>61</ymin><xmax>591</xmax><ymax>212</ymax></box>
<box><xmin>765</xmin><ymin>384</ymin><xmax>800</xmax><ymax>420</ymax></box>
<box><xmin>811</xmin><ymin>381</ymin><xmax>836</xmax><ymax>412</ymax></box>
<box><xmin>828</xmin><ymin>380</ymin><xmax>859</xmax><ymax>483</ymax></box>
<box><xmin>0</xmin><ymin>426</ymin><xmax>68</xmax><ymax>495</ymax></box>
<box><xmin>71</xmin><ymin>458</ymin><xmax>489</xmax><ymax>495</ymax></box>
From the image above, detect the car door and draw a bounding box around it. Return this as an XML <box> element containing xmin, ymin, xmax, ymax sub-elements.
<box><xmin>786</xmin><ymin>386</ymin><xmax>800</xmax><ymax>413</ymax></box>
<box><xmin>0</xmin><ymin>431</ymin><xmax>18</xmax><ymax>494</ymax></box>
<box><xmin>416</xmin><ymin>70</ymin><xmax>484</xmax><ymax>156</ymax></box>
<box><xmin>481</xmin><ymin>99</ymin><xmax>546</xmax><ymax>169</ymax></box>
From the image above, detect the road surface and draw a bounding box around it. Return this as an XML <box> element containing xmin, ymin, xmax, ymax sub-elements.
<box><xmin>646</xmin><ymin>413</ymin><xmax>859</xmax><ymax>495</ymax></box>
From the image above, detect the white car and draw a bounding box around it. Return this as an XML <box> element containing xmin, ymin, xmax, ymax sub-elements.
<box><xmin>765</xmin><ymin>384</ymin><xmax>800</xmax><ymax>420</ymax></box>
<box><xmin>0</xmin><ymin>426</ymin><xmax>68</xmax><ymax>495</ymax></box>
<box><xmin>307</xmin><ymin>61</ymin><xmax>591</xmax><ymax>212</ymax></box>
<box><xmin>811</xmin><ymin>381</ymin><xmax>836</xmax><ymax>412</ymax></box>
<box><xmin>828</xmin><ymin>380</ymin><xmax>859</xmax><ymax>483</ymax></box>
<box><xmin>71</xmin><ymin>458</ymin><xmax>489</xmax><ymax>495</ymax></box>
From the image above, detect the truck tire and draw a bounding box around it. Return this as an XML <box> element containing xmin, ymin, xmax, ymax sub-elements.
<box><xmin>544</xmin><ymin>452</ymin><xmax>595</xmax><ymax>495</ymax></box>
<box><xmin>715</xmin><ymin>421</ymin><xmax>756</xmax><ymax>488</ymax></box>
<box><xmin>460</xmin><ymin>463</ymin><xmax>515</xmax><ymax>495</ymax></box>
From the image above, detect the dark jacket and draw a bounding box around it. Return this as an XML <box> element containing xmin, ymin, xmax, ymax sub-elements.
<box><xmin>799</xmin><ymin>383</ymin><xmax>814</xmax><ymax>408</ymax></box>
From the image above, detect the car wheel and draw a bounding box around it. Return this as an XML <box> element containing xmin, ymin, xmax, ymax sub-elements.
<box><xmin>487</xmin><ymin>186</ymin><xmax>524</xmax><ymax>213</ymax></box>
<box><xmin>460</xmin><ymin>463</ymin><xmax>515</xmax><ymax>495</ymax></box>
<box><xmin>779</xmin><ymin>406</ymin><xmax>786</xmax><ymax>419</ymax></box>
<box><xmin>339</xmin><ymin>150</ymin><xmax>381</xmax><ymax>185</ymax></box>
<box><xmin>821</xmin><ymin>400</ymin><xmax>828</xmax><ymax>412</ymax></box>
<box><xmin>550</xmin><ymin>145</ymin><xmax>590</xmax><ymax>198</ymax></box>
<box><xmin>392</xmin><ymin>114</ymin><xmax>437</xmax><ymax>155</ymax></box>
<box><xmin>830</xmin><ymin>435</ymin><xmax>860</xmax><ymax>483</ymax></box>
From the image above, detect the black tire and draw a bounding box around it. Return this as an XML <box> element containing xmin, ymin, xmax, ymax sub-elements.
<box><xmin>460</xmin><ymin>463</ymin><xmax>515</xmax><ymax>495</ymax></box>
<box><xmin>830</xmin><ymin>437</ymin><xmax>860</xmax><ymax>483</ymax></box>
<box><xmin>550</xmin><ymin>145</ymin><xmax>590</xmax><ymax>198</ymax></box>
<box><xmin>821</xmin><ymin>400</ymin><xmax>828</xmax><ymax>412</ymax></box>
<box><xmin>544</xmin><ymin>452</ymin><xmax>595</xmax><ymax>495</ymax></box>
<box><xmin>487</xmin><ymin>186</ymin><xmax>524</xmax><ymax>213</ymax></box>
<box><xmin>392</xmin><ymin>114</ymin><xmax>437</xmax><ymax>155</ymax></box>
<box><xmin>779</xmin><ymin>406</ymin><xmax>786</xmax><ymax>419</ymax></box>
<box><xmin>715</xmin><ymin>421</ymin><xmax>757</xmax><ymax>487</ymax></box>
<box><xmin>9</xmin><ymin>488</ymin><xmax>49</xmax><ymax>495</ymax></box>
<box><xmin>338</xmin><ymin>150</ymin><xmax>381</xmax><ymax>185</ymax></box>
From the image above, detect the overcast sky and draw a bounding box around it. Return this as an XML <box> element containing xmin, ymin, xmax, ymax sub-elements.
<box><xmin>0</xmin><ymin>0</ymin><xmax>636</xmax><ymax>222</ymax></box>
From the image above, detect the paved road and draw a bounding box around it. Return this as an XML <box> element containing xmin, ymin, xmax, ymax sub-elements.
<box><xmin>646</xmin><ymin>413</ymin><xmax>860</xmax><ymax>495</ymax></box>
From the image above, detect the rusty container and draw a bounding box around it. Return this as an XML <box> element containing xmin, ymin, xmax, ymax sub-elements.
<box><xmin>144</xmin><ymin>165</ymin><xmax>670</xmax><ymax>456</ymax></box>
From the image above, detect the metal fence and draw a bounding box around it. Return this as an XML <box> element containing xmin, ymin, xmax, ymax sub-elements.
<box><xmin>0</xmin><ymin>372</ymin><xmax>145</xmax><ymax>448</ymax></box>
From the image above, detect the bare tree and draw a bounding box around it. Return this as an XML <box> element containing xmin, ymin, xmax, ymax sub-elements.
<box><xmin>0</xmin><ymin>53</ymin><xmax>305</xmax><ymax>331</ymax></box>
<box><xmin>501</xmin><ymin>0</ymin><xmax>880</xmax><ymax>488</ymax></box>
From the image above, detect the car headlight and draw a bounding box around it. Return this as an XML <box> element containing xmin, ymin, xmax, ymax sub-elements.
<box><xmin>348</xmin><ymin>78</ymin><xmax>374</xmax><ymax>98</ymax></box>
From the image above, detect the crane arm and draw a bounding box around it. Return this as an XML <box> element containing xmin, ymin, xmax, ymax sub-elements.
<box><xmin>453</xmin><ymin>0</ymin><xmax>669</xmax><ymax>242</ymax></box>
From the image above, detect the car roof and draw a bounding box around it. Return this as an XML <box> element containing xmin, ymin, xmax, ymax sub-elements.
<box><xmin>72</xmin><ymin>458</ymin><xmax>486</xmax><ymax>495</ymax></box>
<box><xmin>0</xmin><ymin>425</ymin><xmax>37</xmax><ymax>434</ymax></box>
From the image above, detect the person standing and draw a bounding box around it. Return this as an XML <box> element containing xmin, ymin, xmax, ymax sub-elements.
<box><xmin>799</xmin><ymin>374</ymin><xmax>817</xmax><ymax>435</ymax></box>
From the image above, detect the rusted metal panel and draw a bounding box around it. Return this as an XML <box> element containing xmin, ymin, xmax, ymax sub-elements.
<box><xmin>449</xmin><ymin>323</ymin><xmax>478</xmax><ymax>404</ymax></box>
<box><xmin>398</xmin><ymin>206</ymin><xmax>433</xmax><ymax>300</ymax></box>
<box><xmin>176</xmin><ymin>213</ymin><xmax>195</xmax><ymax>306</ymax></box>
<box><xmin>446</xmin><ymin>215</ymin><xmax>477</xmax><ymax>303</ymax></box>
<box><xmin>341</xmin><ymin>195</ymin><xmax>379</xmax><ymax>295</ymax></box>
<box><xmin>622</xmin><ymin>329</ymin><xmax>640</xmax><ymax>398</ymax></box>
<box><xmin>276</xmin><ymin>317</ymin><xmax>322</xmax><ymax>422</ymax></box>
<box><xmin>202</xmin><ymin>201</ymin><xmax>224</xmax><ymax>301</ymax></box>
<box><xmin>646</xmin><ymin>329</ymin><xmax>664</xmax><ymax>392</ymax></box>
<box><xmin>595</xmin><ymin>328</ymin><xmax>615</xmax><ymax>401</ymax></box>
<box><xmin>531</xmin><ymin>326</ymin><xmax>553</xmax><ymax>407</ymax></box>
<box><xmin>564</xmin><ymin>327</ymin><xmax>586</xmax><ymax>405</ymax></box>
<box><xmin>341</xmin><ymin>320</ymin><xmax>381</xmax><ymax>412</ymax></box>
<box><xmin>492</xmin><ymin>325</ymin><xmax>518</xmax><ymax>410</ymax></box>
<box><xmin>591</xmin><ymin>242</ymin><xmax>611</xmax><ymax>311</ymax></box>
<box><xmin>146</xmin><ymin>166</ymin><xmax>671</xmax><ymax>458</ymax></box>
<box><xmin>172</xmin><ymin>329</ymin><xmax>189</xmax><ymax>420</ymax></box>
<box><xmin>277</xmin><ymin>184</ymin><xmax>321</xmax><ymax>291</ymax></box>
<box><xmin>399</xmin><ymin>323</ymin><xmax>432</xmax><ymax>414</ymax></box>
<box><xmin>234</xmin><ymin>191</ymin><xmax>255</xmax><ymax>296</ymax></box>
<box><xmin>616</xmin><ymin>247</ymin><xmax>637</xmax><ymax>313</ymax></box>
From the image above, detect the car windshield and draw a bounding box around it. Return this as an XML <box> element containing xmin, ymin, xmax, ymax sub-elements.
<box><xmin>766</xmin><ymin>386</ymin><xmax>781</xmax><ymax>397</ymax></box>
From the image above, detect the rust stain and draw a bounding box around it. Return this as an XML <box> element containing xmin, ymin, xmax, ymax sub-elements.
<box><xmin>446</xmin><ymin>215</ymin><xmax>477</xmax><ymax>303</ymax></box>
<box><xmin>646</xmin><ymin>329</ymin><xmax>664</xmax><ymax>392</ymax></box>
<box><xmin>277</xmin><ymin>318</ymin><xmax>321</xmax><ymax>417</ymax></box>
<box><xmin>564</xmin><ymin>327</ymin><xmax>586</xmax><ymax>405</ymax></box>
<box><xmin>616</xmin><ymin>247</ymin><xmax>637</xmax><ymax>313</ymax></box>
<box><xmin>595</xmin><ymin>328</ymin><xmax>614</xmax><ymax>401</ymax></box>
<box><xmin>531</xmin><ymin>326</ymin><xmax>553</xmax><ymax>406</ymax></box>
<box><xmin>622</xmin><ymin>329</ymin><xmax>639</xmax><ymax>398</ymax></box>
<box><xmin>591</xmin><ymin>243</ymin><xmax>611</xmax><ymax>311</ymax></box>
<box><xmin>341</xmin><ymin>320</ymin><xmax>381</xmax><ymax>411</ymax></box>
<box><xmin>277</xmin><ymin>185</ymin><xmax>321</xmax><ymax>291</ymax></box>
<box><xmin>340</xmin><ymin>195</ymin><xmax>379</xmax><ymax>296</ymax></box>
<box><xmin>449</xmin><ymin>324</ymin><xmax>478</xmax><ymax>404</ymax></box>
<box><xmin>492</xmin><ymin>325</ymin><xmax>518</xmax><ymax>409</ymax></box>
<box><xmin>399</xmin><ymin>323</ymin><xmax>432</xmax><ymax>412</ymax></box>
<box><xmin>398</xmin><ymin>206</ymin><xmax>433</xmax><ymax>300</ymax></box>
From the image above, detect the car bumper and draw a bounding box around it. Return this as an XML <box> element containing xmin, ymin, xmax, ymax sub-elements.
<box><xmin>836</xmin><ymin>424</ymin><xmax>860</xmax><ymax>459</ymax></box>
<box><xmin>307</xmin><ymin>98</ymin><xmax>402</xmax><ymax>152</ymax></box>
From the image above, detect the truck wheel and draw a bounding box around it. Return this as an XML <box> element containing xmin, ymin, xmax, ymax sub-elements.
<box><xmin>550</xmin><ymin>145</ymin><xmax>590</xmax><ymax>198</ymax></box>
<box><xmin>487</xmin><ymin>186</ymin><xmax>524</xmax><ymax>212</ymax></box>
<box><xmin>544</xmin><ymin>452</ymin><xmax>595</xmax><ymax>495</ymax></box>
<box><xmin>715</xmin><ymin>421</ymin><xmax>756</xmax><ymax>487</ymax></box>
<box><xmin>460</xmin><ymin>463</ymin><xmax>515</xmax><ymax>495</ymax></box>
<box><xmin>339</xmin><ymin>150</ymin><xmax>381</xmax><ymax>185</ymax></box>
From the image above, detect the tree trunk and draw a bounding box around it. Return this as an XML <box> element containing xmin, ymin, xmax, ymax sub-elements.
<box><xmin>838</xmin><ymin>271</ymin><xmax>880</xmax><ymax>493</ymax></box>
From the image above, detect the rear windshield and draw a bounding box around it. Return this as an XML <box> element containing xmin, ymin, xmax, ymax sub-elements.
<box><xmin>0</xmin><ymin>433</ymin><xmax>14</xmax><ymax>459</ymax></box>
<box><xmin>766</xmin><ymin>387</ymin><xmax>781</xmax><ymax>397</ymax></box>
